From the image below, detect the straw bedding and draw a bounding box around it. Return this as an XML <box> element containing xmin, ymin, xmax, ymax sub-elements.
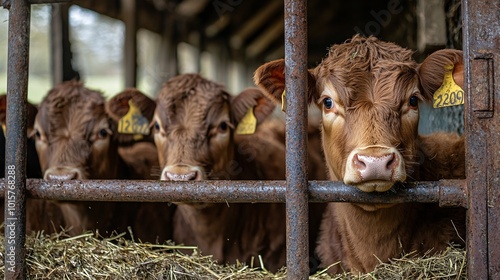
<box><xmin>0</xmin><ymin>226</ymin><xmax>466</xmax><ymax>280</ymax></box>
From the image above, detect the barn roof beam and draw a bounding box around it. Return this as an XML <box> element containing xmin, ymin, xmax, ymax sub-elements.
<box><xmin>245</xmin><ymin>16</ymin><xmax>284</xmax><ymax>58</ymax></box>
<box><xmin>229</xmin><ymin>1</ymin><xmax>282</xmax><ymax>49</ymax></box>
<box><xmin>175</xmin><ymin>0</ymin><xmax>211</xmax><ymax>17</ymax></box>
<box><xmin>204</xmin><ymin>14</ymin><xmax>231</xmax><ymax>38</ymax></box>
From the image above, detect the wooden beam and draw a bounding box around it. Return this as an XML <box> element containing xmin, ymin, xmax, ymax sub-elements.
<box><xmin>176</xmin><ymin>0</ymin><xmax>210</xmax><ymax>17</ymax></box>
<box><xmin>230</xmin><ymin>1</ymin><xmax>282</xmax><ymax>49</ymax></box>
<box><xmin>122</xmin><ymin>0</ymin><xmax>137</xmax><ymax>88</ymax></box>
<box><xmin>50</xmin><ymin>4</ymin><xmax>63</xmax><ymax>86</ymax></box>
<box><xmin>205</xmin><ymin>14</ymin><xmax>231</xmax><ymax>38</ymax></box>
<box><xmin>50</xmin><ymin>3</ymin><xmax>79</xmax><ymax>86</ymax></box>
<box><xmin>157</xmin><ymin>16</ymin><xmax>178</xmax><ymax>94</ymax></box>
<box><xmin>245</xmin><ymin>16</ymin><xmax>284</xmax><ymax>58</ymax></box>
<box><xmin>417</xmin><ymin>0</ymin><xmax>446</xmax><ymax>53</ymax></box>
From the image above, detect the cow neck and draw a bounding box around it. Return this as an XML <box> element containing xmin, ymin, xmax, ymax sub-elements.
<box><xmin>174</xmin><ymin>202</ymin><xmax>287</xmax><ymax>269</ymax></box>
<box><xmin>332</xmin><ymin>202</ymin><xmax>418</xmax><ymax>272</ymax></box>
<box><xmin>174</xmin><ymin>202</ymin><xmax>236</xmax><ymax>261</ymax></box>
<box><xmin>108</xmin><ymin>141</ymin><xmax>130</xmax><ymax>179</ymax></box>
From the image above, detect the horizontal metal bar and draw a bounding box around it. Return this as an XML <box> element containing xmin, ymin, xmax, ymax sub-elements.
<box><xmin>1</xmin><ymin>0</ymin><xmax>72</xmax><ymax>9</ymax></box>
<box><xmin>0</xmin><ymin>179</ymin><xmax>467</xmax><ymax>207</ymax></box>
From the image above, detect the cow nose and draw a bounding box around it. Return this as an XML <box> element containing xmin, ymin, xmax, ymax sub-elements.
<box><xmin>352</xmin><ymin>152</ymin><xmax>398</xmax><ymax>181</ymax></box>
<box><xmin>165</xmin><ymin>171</ymin><xmax>197</xmax><ymax>181</ymax></box>
<box><xmin>44</xmin><ymin>167</ymin><xmax>81</xmax><ymax>180</ymax></box>
<box><xmin>160</xmin><ymin>164</ymin><xmax>203</xmax><ymax>181</ymax></box>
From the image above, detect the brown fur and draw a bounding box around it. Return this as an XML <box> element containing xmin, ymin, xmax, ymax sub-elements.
<box><xmin>27</xmin><ymin>81</ymin><xmax>173</xmax><ymax>242</ymax></box>
<box><xmin>254</xmin><ymin>35</ymin><xmax>466</xmax><ymax>274</ymax></box>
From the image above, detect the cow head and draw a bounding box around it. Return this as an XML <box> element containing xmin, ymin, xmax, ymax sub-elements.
<box><xmin>255</xmin><ymin>35</ymin><xmax>463</xmax><ymax>193</ymax></box>
<box><xmin>107</xmin><ymin>74</ymin><xmax>275</xmax><ymax>181</ymax></box>
<box><xmin>33</xmin><ymin>80</ymin><xmax>118</xmax><ymax>180</ymax></box>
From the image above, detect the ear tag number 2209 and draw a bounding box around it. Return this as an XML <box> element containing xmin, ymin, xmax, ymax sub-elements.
<box><xmin>118</xmin><ymin>100</ymin><xmax>150</xmax><ymax>136</ymax></box>
<box><xmin>433</xmin><ymin>65</ymin><xmax>464</xmax><ymax>108</ymax></box>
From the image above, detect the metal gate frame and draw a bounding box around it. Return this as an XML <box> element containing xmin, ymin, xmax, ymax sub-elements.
<box><xmin>2</xmin><ymin>0</ymin><xmax>499</xmax><ymax>279</ymax></box>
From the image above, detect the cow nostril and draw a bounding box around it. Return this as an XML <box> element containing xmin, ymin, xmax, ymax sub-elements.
<box><xmin>386</xmin><ymin>153</ymin><xmax>397</xmax><ymax>170</ymax></box>
<box><xmin>353</xmin><ymin>154</ymin><xmax>366</xmax><ymax>170</ymax></box>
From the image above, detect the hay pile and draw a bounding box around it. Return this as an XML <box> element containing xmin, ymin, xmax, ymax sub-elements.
<box><xmin>0</xmin><ymin>229</ymin><xmax>466</xmax><ymax>279</ymax></box>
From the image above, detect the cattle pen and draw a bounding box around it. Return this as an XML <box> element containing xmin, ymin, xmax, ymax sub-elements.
<box><xmin>1</xmin><ymin>0</ymin><xmax>499</xmax><ymax>279</ymax></box>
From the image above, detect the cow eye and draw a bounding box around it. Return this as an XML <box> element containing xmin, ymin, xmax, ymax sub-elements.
<box><xmin>34</xmin><ymin>129</ymin><xmax>41</xmax><ymax>139</ymax></box>
<box><xmin>97</xmin><ymin>129</ymin><xmax>109</xmax><ymax>139</ymax></box>
<box><xmin>323</xmin><ymin>98</ymin><xmax>334</xmax><ymax>110</ymax></box>
<box><xmin>218</xmin><ymin>121</ymin><xmax>228</xmax><ymax>133</ymax></box>
<box><xmin>153</xmin><ymin>121</ymin><xmax>160</xmax><ymax>131</ymax></box>
<box><xmin>409</xmin><ymin>96</ymin><xmax>419</xmax><ymax>108</ymax></box>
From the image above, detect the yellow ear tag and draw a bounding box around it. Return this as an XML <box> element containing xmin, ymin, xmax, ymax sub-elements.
<box><xmin>118</xmin><ymin>100</ymin><xmax>150</xmax><ymax>135</ymax></box>
<box><xmin>281</xmin><ymin>90</ymin><xmax>286</xmax><ymax>112</ymax></box>
<box><xmin>433</xmin><ymin>65</ymin><xmax>465</xmax><ymax>108</ymax></box>
<box><xmin>235</xmin><ymin>107</ymin><xmax>257</xmax><ymax>135</ymax></box>
<box><xmin>1</xmin><ymin>123</ymin><xmax>5</xmax><ymax>135</ymax></box>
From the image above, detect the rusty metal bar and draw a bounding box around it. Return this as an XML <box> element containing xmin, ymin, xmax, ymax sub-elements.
<box><xmin>463</xmin><ymin>0</ymin><xmax>500</xmax><ymax>278</ymax></box>
<box><xmin>284</xmin><ymin>0</ymin><xmax>309</xmax><ymax>278</ymax></box>
<box><xmin>0</xmin><ymin>179</ymin><xmax>468</xmax><ymax>207</ymax></box>
<box><xmin>1</xmin><ymin>0</ymin><xmax>71</xmax><ymax>9</ymax></box>
<box><xmin>4</xmin><ymin>0</ymin><xmax>30</xmax><ymax>278</ymax></box>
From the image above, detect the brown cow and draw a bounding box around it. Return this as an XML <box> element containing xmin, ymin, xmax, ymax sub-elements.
<box><xmin>30</xmin><ymin>81</ymin><xmax>174</xmax><ymax>242</ymax></box>
<box><xmin>0</xmin><ymin>95</ymin><xmax>71</xmax><ymax>235</ymax></box>
<box><xmin>254</xmin><ymin>35</ymin><xmax>466</xmax><ymax>274</ymax></box>
<box><xmin>114</xmin><ymin>73</ymin><xmax>326</xmax><ymax>272</ymax></box>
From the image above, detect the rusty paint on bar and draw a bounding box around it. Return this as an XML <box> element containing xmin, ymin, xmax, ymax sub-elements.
<box><xmin>284</xmin><ymin>0</ymin><xmax>309</xmax><ymax>278</ymax></box>
<box><xmin>463</xmin><ymin>0</ymin><xmax>500</xmax><ymax>278</ymax></box>
<box><xmin>0</xmin><ymin>179</ymin><xmax>467</xmax><ymax>206</ymax></box>
<box><xmin>4</xmin><ymin>0</ymin><xmax>30</xmax><ymax>278</ymax></box>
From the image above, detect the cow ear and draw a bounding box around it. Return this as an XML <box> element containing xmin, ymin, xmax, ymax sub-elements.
<box><xmin>106</xmin><ymin>88</ymin><xmax>156</xmax><ymax>123</ymax></box>
<box><xmin>0</xmin><ymin>94</ymin><xmax>38</xmax><ymax>134</ymax></box>
<box><xmin>254</xmin><ymin>58</ymin><xmax>318</xmax><ymax>106</ymax></box>
<box><xmin>0</xmin><ymin>94</ymin><xmax>6</xmax><ymax>125</ymax></box>
<box><xmin>231</xmin><ymin>87</ymin><xmax>276</xmax><ymax>125</ymax></box>
<box><xmin>419</xmin><ymin>49</ymin><xmax>464</xmax><ymax>101</ymax></box>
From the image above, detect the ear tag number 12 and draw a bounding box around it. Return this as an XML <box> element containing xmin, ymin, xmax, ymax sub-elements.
<box><xmin>433</xmin><ymin>65</ymin><xmax>464</xmax><ymax>108</ymax></box>
<box><xmin>118</xmin><ymin>100</ymin><xmax>150</xmax><ymax>136</ymax></box>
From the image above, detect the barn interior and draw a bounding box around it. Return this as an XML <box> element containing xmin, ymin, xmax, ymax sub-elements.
<box><xmin>0</xmin><ymin>0</ymin><xmax>462</xmax><ymax>133</ymax></box>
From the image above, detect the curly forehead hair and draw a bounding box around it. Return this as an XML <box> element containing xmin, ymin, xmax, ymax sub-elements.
<box><xmin>37</xmin><ymin>80</ymin><xmax>108</xmax><ymax>139</ymax></box>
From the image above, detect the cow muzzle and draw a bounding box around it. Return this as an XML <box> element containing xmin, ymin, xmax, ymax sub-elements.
<box><xmin>344</xmin><ymin>146</ymin><xmax>406</xmax><ymax>192</ymax></box>
<box><xmin>160</xmin><ymin>164</ymin><xmax>204</xmax><ymax>181</ymax></box>
<box><xmin>44</xmin><ymin>166</ymin><xmax>83</xmax><ymax>180</ymax></box>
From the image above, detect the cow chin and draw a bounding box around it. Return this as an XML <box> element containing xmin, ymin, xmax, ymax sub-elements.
<box><xmin>354</xmin><ymin>180</ymin><xmax>395</xmax><ymax>193</ymax></box>
<box><xmin>354</xmin><ymin>202</ymin><xmax>396</xmax><ymax>212</ymax></box>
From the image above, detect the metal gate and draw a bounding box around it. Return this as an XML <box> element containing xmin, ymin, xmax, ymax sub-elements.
<box><xmin>2</xmin><ymin>0</ymin><xmax>499</xmax><ymax>279</ymax></box>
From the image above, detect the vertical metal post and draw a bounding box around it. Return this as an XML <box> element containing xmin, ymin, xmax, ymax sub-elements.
<box><xmin>4</xmin><ymin>0</ymin><xmax>30</xmax><ymax>279</ymax></box>
<box><xmin>284</xmin><ymin>0</ymin><xmax>309</xmax><ymax>278</ymax></box>
<box><xmin>463</xmin><ymin>0</ymin><xmax>500</xmax><ymax>278</ymax></box>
